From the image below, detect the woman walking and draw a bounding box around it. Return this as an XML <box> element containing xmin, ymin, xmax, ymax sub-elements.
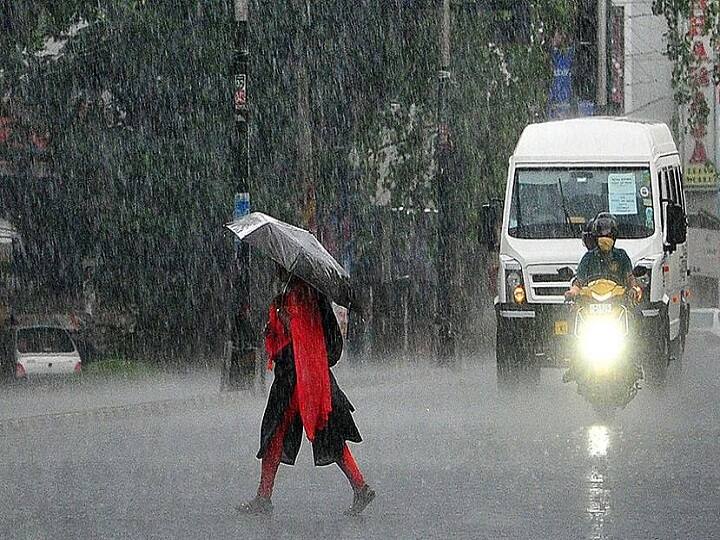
<box><xmin>238</xmin><ymin>269</ymin><xmax>375</xmax><ymax>516</ymax></box>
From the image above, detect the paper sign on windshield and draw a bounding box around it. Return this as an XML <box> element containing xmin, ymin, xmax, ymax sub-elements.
<box><xmin>607</xmin><ymin>173</ymin><xmax>638</xmax><ymax>215</ymax></box>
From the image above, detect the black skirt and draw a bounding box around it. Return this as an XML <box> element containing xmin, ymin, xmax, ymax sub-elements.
<box><xmin>256</xmin><ymin>347</ymin><xmax>362</xmax><ymax>467</ymax></box>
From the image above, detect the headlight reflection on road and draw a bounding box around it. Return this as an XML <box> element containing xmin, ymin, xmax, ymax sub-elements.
<box><xmin>586</xmin><ymin>425</ymin><xmax>612</xmax><ymax>539</ymax></box>
<box><xmin>588</xmin><ymin>425</ymin><xmax>610</xmax><ymax>458</ymax></box>
<box><xmin>586</xmin><ymin>467</ymin><xmax>610</xmax><ymax>539</ymax></box>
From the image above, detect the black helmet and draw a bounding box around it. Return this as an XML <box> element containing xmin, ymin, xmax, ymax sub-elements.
<box><xmin>591</xmin><ymin>212</ymin><xmax>618</xmax><ymax>239</ymax></box>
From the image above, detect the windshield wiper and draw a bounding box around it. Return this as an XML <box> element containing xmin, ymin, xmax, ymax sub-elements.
<box><xmin>556</xmin><ymin>177</ymin><xmax>573</xmax><ymax>231</ymax></box>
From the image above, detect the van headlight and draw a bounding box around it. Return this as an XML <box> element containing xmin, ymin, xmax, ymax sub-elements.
<box><xmin>505</xmin><ymin>269</ymin><xmax>525</xmax><ymax>304</ymax></box>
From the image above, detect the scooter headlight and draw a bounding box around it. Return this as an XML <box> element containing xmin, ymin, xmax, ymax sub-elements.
<box><xmin>578</xmin><ymin>318</ymin><xmax>626</xmax><ymax>370</ymax></box>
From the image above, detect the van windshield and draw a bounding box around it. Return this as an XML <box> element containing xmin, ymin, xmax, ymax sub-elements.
<box><xmin>508</xmin><ymin>167</ymin><xmax>654</xmax><ymax>239</ymax></box>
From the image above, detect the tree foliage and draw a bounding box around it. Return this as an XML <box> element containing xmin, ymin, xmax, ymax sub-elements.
<box><xmin>1</xmin><ymin>0</ymin><xmax>580</xmax><ymax>359</ymax></box>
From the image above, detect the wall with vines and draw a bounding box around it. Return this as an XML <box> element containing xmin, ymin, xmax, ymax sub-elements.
<box><xmin>653</xmin><ymin>0</ymin><xmax>720</xmax><ymax>184</ymax></box>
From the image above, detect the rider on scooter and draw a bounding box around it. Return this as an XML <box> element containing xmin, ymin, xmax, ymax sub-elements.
<box><xmin>563</xmin><ymin>213</ymin><xmax>642</xmax><ymax>385</ymax></box>
<box><xmin>565</xmin><ymin>212</ymin><xmax>641</xmax><ymax>301</ymax></box>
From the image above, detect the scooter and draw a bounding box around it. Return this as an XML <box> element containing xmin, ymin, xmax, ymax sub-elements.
<box><xmin>564</xmin><ymin>278</ymin><xmax>643</xmax><ymax>415</ymax></box>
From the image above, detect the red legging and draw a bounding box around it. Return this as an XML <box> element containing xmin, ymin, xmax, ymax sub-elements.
<box><xmin>257</xmin><ymin>392</ymin><xmax>365</xmax><ymax>498</ymax></box>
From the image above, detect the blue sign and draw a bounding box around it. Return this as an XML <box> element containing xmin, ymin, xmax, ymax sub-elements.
<box><xmin>550</xmin><ymin>46</ymin><xmax>574</xmax><ymax>105</ymax></box>
<box><xmin>234</xmin><ymin>192</ymin><xmax>250</xmax><ymax>219</ymax></box>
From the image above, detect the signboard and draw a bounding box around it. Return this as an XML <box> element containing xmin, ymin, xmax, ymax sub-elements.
<box><xmin>607</xmin><ymin>173</ymin><xmax>638</xmax><ymax>215</ymax></box>
<box><xmin>688</xmin><ymin>227</ymin><xmax>720</xmax><ymax>278</ymax></box>
<box><xmin>234</xmin><ymin>192</ymin><xmax>250</xmax><ymax>220</ymax></box>
<box><xmin>683</xmin><ymin>3</ymin><xmax>717</xmax><ymax>190</ymax></box>
<box><xmin>548</xmin><ymin>34</ymin><xmax>574</xmax><ymax>119</ymax></box>
<box><xmin>234</xmin><ymin>73</ymin><xmax>247</xmax><ymax>123</ymax></box>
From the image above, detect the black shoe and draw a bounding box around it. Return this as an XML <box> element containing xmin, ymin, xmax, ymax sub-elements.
<box><xmin>344</xmin><ymin>485</ymin><xmax>376</xmax><ymax>516</ymax></box>
<box><xmin>237</xmin><ymin>495</ymin><xmax>273</xmax><ymax>515</ymax></box>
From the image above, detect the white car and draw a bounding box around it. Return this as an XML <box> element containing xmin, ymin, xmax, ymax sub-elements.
<box><xmin>690</xmin><ymin>308</ymin><xmax>720</xmax><ymax>337</ymax></box>
<box><xmin>12</xmin><ymin>325</ymin><xmax>82</xmax><ymax>379</ymax></box>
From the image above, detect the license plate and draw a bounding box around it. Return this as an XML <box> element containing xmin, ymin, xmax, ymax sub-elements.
<box><xmin>589</xmin><ymin>304</ymin><xmax>612</xmax><ymax>314</ymax></box>
<box><xmin>554</xmin><ymin>320</ymin><xmax>569</xmax><ymax>335</ymax></box>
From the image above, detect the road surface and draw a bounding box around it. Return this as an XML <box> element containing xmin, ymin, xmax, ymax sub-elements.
<box><xmin>0</xmin><ymin>333</ymin><xmax>718</xmax><ymax>539</ymax></box>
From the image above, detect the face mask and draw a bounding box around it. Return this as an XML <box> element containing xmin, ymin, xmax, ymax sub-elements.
<box><xmin>597</xmin><ymin>237</ymin><xmax>614</xmax><ymax>253</ymax></box>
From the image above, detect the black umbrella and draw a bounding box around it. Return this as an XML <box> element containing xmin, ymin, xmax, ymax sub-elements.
<box><xmin>226</xmin><ymin>212</ymin><xmax>357</xmax><ymax>310</ymax></box>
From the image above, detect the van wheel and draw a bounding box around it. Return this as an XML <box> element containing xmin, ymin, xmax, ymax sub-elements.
<box><xmin>644</xmin><ymin>316</ymin><xmax>670</xmax><ymax>388</ymax></box>
<box><xmin>496</xmin><ymin>324</ymin><xmax>538</xmax><ymax>389</ymax></box>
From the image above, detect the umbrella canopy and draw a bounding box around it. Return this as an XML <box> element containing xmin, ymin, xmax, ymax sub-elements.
<box><xmin>225</xmin><ymin>212</ymin><xmax>356</xmax><ymax>310</ymax></box>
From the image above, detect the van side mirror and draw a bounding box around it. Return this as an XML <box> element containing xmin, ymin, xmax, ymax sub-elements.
<box><xmin>479</xmin><ymin>200</ymin><xmax>503</xmax><ymax>251</ymax></box>
<box><xmin>632</xmin><ymin>265</ymin><xmax>648</xmax><ymax>278</ymax></box>
<box><xmin>665</xmin><ymin>204</ymin><xmax>687</xmax><ymax>251</ymax></box>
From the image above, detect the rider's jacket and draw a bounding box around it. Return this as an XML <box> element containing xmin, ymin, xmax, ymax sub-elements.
<box><xmin>574</xmin><ymin>246</ymin><xmax>632</xmax><ymax>286</ymax></box>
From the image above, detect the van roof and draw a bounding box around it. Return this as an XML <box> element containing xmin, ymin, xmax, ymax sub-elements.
<box><xmin>513</xmin><ymin>117</ymin><xmax>678</xmax><ymax>163</ymax></box>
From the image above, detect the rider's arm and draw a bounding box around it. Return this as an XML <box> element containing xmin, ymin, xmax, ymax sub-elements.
<box><xmin>619</xmin><ymin>253</ymin><xmax>642</xmax><ymax>301</ymax></box>
<box><xmin>566</xmin><ymin>253</ymin><xmax>590</xmax><ymax>298</ymax></box>
<box><xmin>568</xmin><ymin>253</ymin><xmax>591</xmax><ymax>294</ymax></box>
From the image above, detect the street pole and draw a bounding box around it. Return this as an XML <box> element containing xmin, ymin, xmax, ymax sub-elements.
<box><xmin>435</xmin><ymin>0</ymin><xmax>453</xmax><ymax>365</ymax></box>
<box><xmin>715</xmin><ymin>79</ymin><xmax>719</xmax><ymax>217</ymax></box>
<box><xmin>596</xmin><ymin>0</ymin><xmax>608</xmax><ymax>112</ymax></box>
<box><xmin>234</xmin><ymin>0</ymin><xmax>249</xmax><ymax>198</ymax></box>
<box><xmin>222</xmin><ymin>0</ymin><xmax>255</xmax><ymax>391</ymax></box>
<box><xmin>295</xmin><ymin>0</ymin><xmax>316</xmax><ymax>232</ymax></box>
<box><xmin>715</xmin><ymin>80</ymin><xmax>719</xmax><ymax>179</ymax></box>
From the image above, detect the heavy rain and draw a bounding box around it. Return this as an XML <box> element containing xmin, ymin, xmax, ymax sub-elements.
<box><xmin>1</xmin><ymin>1</ymin><xmax>719</xmax><ymax>539</ymax></box>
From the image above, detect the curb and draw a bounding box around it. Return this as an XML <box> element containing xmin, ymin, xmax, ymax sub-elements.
<box><xmin>0</xmin><ymin>390</ymin><xmax>252</xmax><ymax>434</ymax></box>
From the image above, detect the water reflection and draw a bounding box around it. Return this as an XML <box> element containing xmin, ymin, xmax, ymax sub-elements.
<box><xmin>588</xmin><ymin>425</ymin><xmax>610</xmax><ymax>457</ymax></box>
<box><xmin>586</xmin><ymin>425</ymin><xmax>611</xmax><ymax>540</ymax></box>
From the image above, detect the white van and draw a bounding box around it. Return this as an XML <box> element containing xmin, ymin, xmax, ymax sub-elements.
<box><xmin>493</xmin><ymin>117</ymin><xmax>689</xmax><ymax>385</ymax></box>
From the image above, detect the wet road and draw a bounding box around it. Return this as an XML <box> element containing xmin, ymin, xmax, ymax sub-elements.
<box><xmin>0</xmin><ymin>333</ymin><xmax>718</xmax><ymax>539</ymax></box>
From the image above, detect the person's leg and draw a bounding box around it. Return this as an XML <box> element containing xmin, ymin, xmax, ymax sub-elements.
<box><xmin>239</xmin><ymin>393</ymin><xmax>298</xmax><ymax>514</ymax></box>
<box><xmin>338</xmin><ymin>443</ymin><xmax>375</xmax><ymax>515</ymax></box>
<box><xmin>257</xmin><ymin>395</ymin><xmax>298</xmax><ymax>498</ymax></box>
<box><xmin>337</xmin><ymin>443</ymin><xmax>365</xmax><ymax>492</ymax></box>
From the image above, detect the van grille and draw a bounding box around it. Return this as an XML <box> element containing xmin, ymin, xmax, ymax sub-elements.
<box><xmin>531</xmin><ymin>272</ymin><xmax>569</xmax><ymax>283</ymax></box>
<box><xmin>533</xmin><ymin>287</ymin><xmax>568</xmax><ymax>296</ymax></box>
<box><xmin>526</xmin><ymin>264</ymin><xmax>576</xmax><ymax>302</ymax></box>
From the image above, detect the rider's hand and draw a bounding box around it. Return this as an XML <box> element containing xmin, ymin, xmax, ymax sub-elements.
<box><xmin>564</xmin><ymin>287</ymin><xmax>579</xmax><ymax>301</ymax></box>
<box><xmin>629</xmin><ymin>285</ymin><xmax>642</xmax><ymax>303</ymax></box>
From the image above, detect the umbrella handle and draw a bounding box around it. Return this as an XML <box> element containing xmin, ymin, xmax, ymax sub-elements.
<box><xmin>280</xmin><ymin>254</ymin><xmax>300</xmax><ymax>296</ymax></box>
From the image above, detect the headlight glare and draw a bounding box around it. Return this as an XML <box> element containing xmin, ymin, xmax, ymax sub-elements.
<box><xmin>578</xmin><ymin>318</ymin><xmax>625</xmax><ymax>370</ymax></box>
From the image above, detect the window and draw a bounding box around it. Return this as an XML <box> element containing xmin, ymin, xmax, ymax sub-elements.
<box><xmin>16</xmin><ymin>327</ymin><xmax>75</xmax><ymax>354</ymax></box>
<box><xmin>668</xmin><ymin>168</ymin><xmax>678</xmax><ymax>203</ymax></box>
<box><xmin>660</xmin><ymin>168</ymin><xmax>671</xmax><ymax>202</ymax></box>
<box><xmin>673</xmin><ymin>166</ymin><xmax>686</xmax><ymax>210</ymax></box>
<box><xmin>508</xmin><ymin>167</ymin><xmax>654</xmax><ymax>239</ymax></box>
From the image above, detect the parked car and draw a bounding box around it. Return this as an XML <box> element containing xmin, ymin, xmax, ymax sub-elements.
<box><xmin>7</xmin><ymin>325</ymin><xmax>82</xmax><ymax>379</ymax></box>
<box><xmin>690</xmin><ymin>308</ymin><xmax>720</xmax><ymax>337</ymax></box>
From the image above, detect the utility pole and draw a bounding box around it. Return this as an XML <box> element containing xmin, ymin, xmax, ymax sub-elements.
<box><xmin>435</xmin><ymin>0</ymin><xmax>454</xmax><ymax>365</ymax></box>
<box><xmin>295</xmin><ymin>0</ymin><xmax>316</xmax><ymax>232</ymax></box>
<box><xmin>596</xmin><ymin>0</ymin><xmax>608</xmax><ymax>112</ymax></box>
<box><xmin>715</xmin><ymin>80</ymin><xmax>719</xmax><ymax>182</ymax></box>
<box><xmin>222</xmin><ymin>0</ymin><xmax>256</xmax><ymax>391</ymax></box>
